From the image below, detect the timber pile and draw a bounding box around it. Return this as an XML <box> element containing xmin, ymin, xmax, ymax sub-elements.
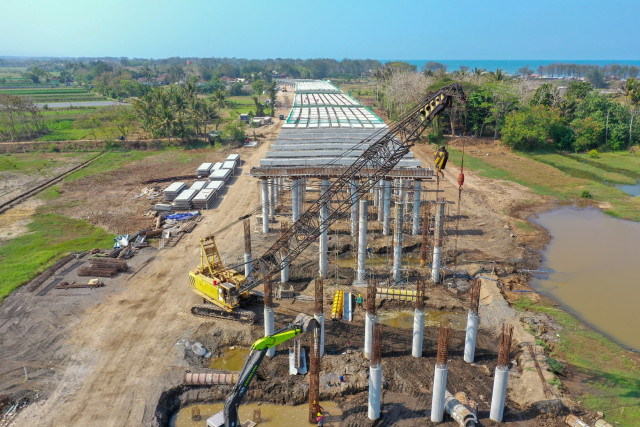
<box><xmin>90</xmin><ymin>258</ymin><xmax>129</xmax><ymax>271</ymax></box>
<box><xmin>56</xmin><ymin>280</ymin><xmax>105</xmax><ymax>289</ymax></box>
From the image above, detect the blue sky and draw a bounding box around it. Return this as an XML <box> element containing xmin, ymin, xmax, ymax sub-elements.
<box><xmin>1</xmin><ymin>0</ymin><xmax>638</xmax><ymax>59</ymax></box>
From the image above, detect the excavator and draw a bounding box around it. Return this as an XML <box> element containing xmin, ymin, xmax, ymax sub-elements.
<box><xmin>189</xmin><ymin>83</ymin><xmax>466</xmax><ymax>323</ymax></box>
<box><xmin>207</xmin><ymin>313</ymin><xmax>319</xmax><ymax>427</ymax></box>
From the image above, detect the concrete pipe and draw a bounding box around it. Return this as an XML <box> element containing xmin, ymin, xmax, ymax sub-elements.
<box><xmin>184</xmin><ymin>372</ymin><xmax>239</xmax><ymax>386</ymax></box>
<box><xmin>444</xmin><ymin>390</ymin><xmax>477</xmax><ymax>427</ymax></box>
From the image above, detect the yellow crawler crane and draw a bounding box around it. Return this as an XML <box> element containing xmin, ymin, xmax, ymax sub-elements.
<box><xmin>189</xmin><ymin>235</ymin><xmax>256</xmax><ymax>324</ymax></box>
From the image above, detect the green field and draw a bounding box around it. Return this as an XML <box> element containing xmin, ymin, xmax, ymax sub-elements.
<box><xmin>0</xmin><ymin>152</ymin><xmax>94</xmax><ymax>173</ymax></box>
<box><xmin>227</xmin><ymin>96</ymin><xmax>256</xmax><ymax>115</ymax></box>
<box><xmin>0</xmin><ymin>87</ymin><xmax>107</xmax><ymax>103</ymax></box>
<box><xmin>0</xmin><ymin>212</ymin><xmax>115</xmax><ymax>303</ymax></box>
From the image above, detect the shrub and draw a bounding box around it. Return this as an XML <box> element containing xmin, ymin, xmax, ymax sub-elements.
<box><xmin>580</xmin><ymin>190</ymin><xmax>593</xmax><ymax>199</ymax></box>
<box><xmin>547</xmin><ymin>357</ymin><xmax>566</xmax><ymax>375</ymax></box>
<box><xmin>588</xmin><ymin>149</ymin><xmax>600</xmax><ymax>158</ymax></box>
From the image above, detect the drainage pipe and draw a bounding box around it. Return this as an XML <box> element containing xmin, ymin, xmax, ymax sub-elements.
<box><xmin>444</xmin><ymin>390</ymin><xmax>477</xmax><ymax>427</ymax></box>
<box><xmin>411</xmin><ymin>308</ymin><xmax>424</xmax><ymax>358</ymax></box>
<box><xmin>184</xmin><ymin>372</ymin><xmax>239</xmax><ymax>386</ymax></box>
<box><xmin>489</xmin><ymin>366</ymin><xmax>509</xmax><ymax>421</ymax></box>
<box><xmin>464</xmin><ymin>311</ymin><xmax>479</xmax><ymax>363</ymax></box>
<box><xmin>431</xmin><ymin>364</ymin><xmax>448</xmax><ymax>422</ymax></box>
<box><xmin>368</xmin><ymin>364</ymin><xmax>382</xmax><ymax>420</ymax></box>
<box><xmin>565</xmin><ymin>415</ymin><xmax>590</xmax><ymax>427</ymax></box>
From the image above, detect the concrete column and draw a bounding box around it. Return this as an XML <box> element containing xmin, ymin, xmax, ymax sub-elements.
<box><xmin>314</xmin><ymin>313</ymin><xmax>325</xmax><ymax>358</ymax></box>
<box><xmin>264</xmin><ymin>307</ymin><xmax>275</xmax><ymax>357</ymax></box>
<box><xmin>412</xmin><ymin>181</ymin><xmax>422</xmax><ymax>235</ymax></box>
<box><xmin>350</xmin><ymin>179</ymin><xmax>358</xmax><ymax>236</ymax></box>
<box><xmin>368</xmin><ymin>364</ymin><xmax>382</xmax><ymax>420</ymax></box>
<box><xmin>291</xmin><ymin>178</ymin><xmax>300</xmax><ymax>223</ymax></box>
<box><xmin>373</xmin><ymin>181</ymin><xmax>379</xmax><ymax>207</ymax></box>
<box><xmin>261</xmin><ymin>178</ymin><xmax>269</xmax><ymax>233</ymax></box>
<box><xmin>356</xmin><ymin>199</ymin><xmax>368</xmax><ymax>286</ymax></box>
<box><xmin>269</xmin><ymin>178</ymin><xmax>275</xmax><ymax>218</ymax></box>
<box><xmin>244</xmin><ymin>253</ymin><xmax>252</xmax><ymax>280</ymax></box>
<box><xmin>490</xmin><ymin>366</ymin><xmax>509</xmax><ymax>422</ymax></box>
<box><xmin>364</xmin><ymin>312</ymin><xmax>376</xmax><ymax>359</ymax></box>
<box><xmin>343</xmin><ymin>292</ymin><xmax>352</xmax><ymax>322</ymax></box>
<box><xmin>464</xmin><ymin>311</ymin><xmax>479</xmax><ymax>363</ymax></box>
<box><xmin>281</xmin><ymin>254</ymin><xmax>289</xmax><ymax>284</ymax></box>
<box><xmin>412</xmin><ymin>308</ymin><xmax>425</xmax><ymax>357</ymax></box>
<box><xmin>319</xmin><ymin>179</ymin><xmax>329</xmax><ymax>278</ymax></box>
<box><xmin>431</xmin><ymin>201</ymin><xmax>445</xmax><ymax>282</ymax></box>
<box><xmin>382</xmin><ymin>179</ymin><xmax>391</xmax><ymax>236</ymax></box>
<box><xmin>299</xmin><ymin>179</ymin><xmax>305</xmax><ymax>215</ymax></box>
<box><xmin>431</xmin><ymin>365</ymin><xmax>448</xmax><ymax>422</ymax></box>
<box><xmin>392</xmin><ymin>201</ymin><xmax>404</xmax><ymax>283</ymax></box>
<box><xmin>377</xmin><ymin>181</ymin><xmax>384</xmax><ymax>222</ymax></box>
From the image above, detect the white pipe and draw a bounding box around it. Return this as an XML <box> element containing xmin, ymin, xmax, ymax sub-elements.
<box><xmin>383</xmin><ymin>179</ymin><xmax>391</xmax><ymax>235</ymax></box>
<box><xmin>431</xmin><ymin>365</ymin><xmax>448</xmax><ymax>422</ymax></box>
<box><xmin>244</xmin><ymin>253</ymin><xmax>252</xmax><ymax>281</ymax></box>
<box><xmin>314</xmin><ymin>313</ymin><xmax>325</xmax><ymax>358</ymax></box>
<box><xmin>444</xmin><ymin>390</ymin><xmax>478</xmax><ymax>426</ymax></box>
<box><xmin>412</xmin><ymin>309</ymin><xmax>425</xmax><ymax>358</ymax></box>
<box><xmin>490</xmin><ymin>366</ymin><xmax>509</xmax><ymax>422</ymax></box>
<box><xmin>269</xmin><ymin>178</ymin><xmax>275</xmax><ymax>218</ymax></box>
<box><xmin>292</xmin><ymin>178</ymin><xmax>299</xmax><ymax>222</ymax></box>
<box><xmin>356</xmin><ymin>199</ymin><xmax>368</xmax><ymax>285</ymax></box>
<box><xmin>364</xmin><ymin>312</ymin><xmax>376</xmax><ymax>359</ymax></box>
<box><xmin>261</xmin><ymin>179</ymin><xmax>269</xmax><ymax>233</ymax></box>
<box><xmin>464</xmin><ymin>311</ymin><xmax>479</xmax><ymax>363</ymax></box>
<box><xmin>412</xmin><ymin>181</ymin><xmax>422</xmax><ymax>235</ymax></box>
<box><xmin>264</xmin><ymin>307</ymin><xmax>275</xmax><ymax>357</ymax></box>
<box><xmin>368</xmin><ymin>364</ymin><xmax>382</xmax><ymax>420</ymax></box>
<box><xmin>431</xmin><ymin>201</ymin><xmax>445</xmax><ymax>282</ymax></box>
<box><xmin>392</xmin><ymin>201</ymin><xmax>404</xmax><ymax>282</ymax></box>
<box><xmin>343</xmin><ymin>292</ymin><xmax>352</xmax><ymax>322</ymax></box>
<box><xmin>319</xmin><ymin>179</ymin><xmax>329</xmax><ymax>278</ymax></box>
<box><xmin>350</xmin><ymin>179</ymin><xmax>358</xmax><ymax>236</ymax></box>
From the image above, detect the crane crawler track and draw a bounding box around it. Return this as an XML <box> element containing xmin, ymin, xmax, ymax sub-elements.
<box><xmin>190</xmin><ymin>304</ymin><xmax>256</xmax><ymax>324</ymax></box>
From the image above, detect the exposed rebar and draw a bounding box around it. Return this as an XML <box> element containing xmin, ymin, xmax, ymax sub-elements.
<box><xmin>420</xmin><ymin>204</ymin><xmax>431</xmax><ymax>267</ymax></box>
<box><xmin>264</xmin><ymin>274</ymin><xmax>273</xmax><ymax>308</ymax></box>
<box><xmin>366</xmin><ymin>280</ymin><xmax>376</xmax><ymax>314</ymax></box>
<box><xmin>497</xmin><ymin>323</ymin><xmax>514</xmax><ymax>368</ymax></box>
<box><xmin>436</xmin><ymin>321</ymin><xmax>451</xmax><ymax>367</ymax></box>
<box><xmin>308</xmin><ymin>325</ymin><xmax>320</xmax><ymax>424</ymax></box>
<box><xmin>469</xmin><ymin>278</ymin><xmax>481</xmax><ymax>315</ymax></box>
<box><xmin>415</xmin><ymin>278</ymin><xmax>426</xmax><ymax>310</ymax></box>
<box><xmin>371</xmin><ymin>323</ymin><xmax>383</xmax><ymax>366</ymax></box>
<box><xmin>314</xmin><ymin>277</ymin><xmax>323</xmax><ymax>314</ymax></box>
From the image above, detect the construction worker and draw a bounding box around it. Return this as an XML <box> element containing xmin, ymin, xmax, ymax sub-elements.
<box><xmin>317</xmin><ymin>411</ymin><xmax>324</xmax><ymax>427</ymax></box>
<box><xmin>366</xmin><ymin>245</ymin><xmax>373</xmax><ymax>258</ymax></box>
<box><xmin>356</xmin><ymin>294</ymin><xmax>363</xmax><ymax>310</ymax></box>
<box><xmin>312</xmin><ymin>400</ymin><xmax>324</xmax><ymax>414</ymax></box>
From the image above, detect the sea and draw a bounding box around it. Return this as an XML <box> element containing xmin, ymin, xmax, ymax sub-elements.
<box><xmin>381</xmin><ymin>59</ymin><xmax>640</xmax><ymax>75</ymax></box>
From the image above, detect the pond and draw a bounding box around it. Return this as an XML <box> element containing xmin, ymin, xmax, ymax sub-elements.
<box><xmin>531</xmin><ymin>206</ymin><xmax>640</xmax><ymax>351</ymax></box>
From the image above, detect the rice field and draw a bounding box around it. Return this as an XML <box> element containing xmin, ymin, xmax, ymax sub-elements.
<box><xmin>0</xmin><ymin>87</ymin><xmax>107</xmax><ymax>103</ymax></box>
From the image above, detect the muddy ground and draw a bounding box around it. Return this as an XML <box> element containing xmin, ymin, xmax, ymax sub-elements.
<box><xmin>0</xmin><ymin>93</ymin><xmax>591</xmax><ymax>426</ymax></box>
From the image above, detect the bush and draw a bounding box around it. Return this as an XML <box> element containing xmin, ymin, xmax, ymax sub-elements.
<box><xmin>588</xmin><ymin>149</ymin><xmax>600</xmax><ymax>158</ymax></box>
<box><xmin>580</xmin><ymin>190</ymin><xmax>593</xmax><ymax>199</ymax></box>
<box><xmin>547</xmin><ymin>357</ymin><xmax>566</xmax><ymax>375</ymax></box>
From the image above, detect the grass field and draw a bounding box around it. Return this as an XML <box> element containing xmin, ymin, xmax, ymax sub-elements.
<box><xmin>514</xmin><ymin>297</ymin><xmax>640</xmax><ymax>425</ymax></box>
<box><xmin>446</xmin><ymin>145</ymin><xmax>640</xmax><ymax>221</ymax></box>
<box><xmin>0</xmin><ymin>152</ymin><xmax>94</xmax><ymax>174</ymax></box>
<box><xmin>0</xmin><ymin>212</ymin><xmax>115</xmax><ymax>303</ymax></box>
<box><xmin>0</xmin><ymin>86</ymin><xmax>107</xmax><ymax>103</ymax></box>
<box><xmin>227</xmin><ymin>96</ymin><xmax>257</xmax><ymax>116</ymax></box>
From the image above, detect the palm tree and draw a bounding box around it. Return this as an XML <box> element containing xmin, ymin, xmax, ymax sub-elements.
<box><xmin>211</xmin><ymin>90</ymin><xmax>228</xmax><ymax>130</ymax></box>
<box><xmin>618</xmin><ymin>78</ymin><xmax>640</xmax><ymax>148</ymax></box>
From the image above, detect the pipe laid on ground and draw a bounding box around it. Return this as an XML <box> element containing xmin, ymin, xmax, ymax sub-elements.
<box><xmin>368</xmin><ymin>364</ymin><xmax>382</xmax><ymax>420</ymax></box>
<box><xmin>565</xmin><ymin>414</ymin><xmax>590</xmax><ymax>427</ymax></box>
<box><xmin>490</xmin><ymin>366</ymin><xmax>509</xmax><ymax>422</ymax></box>
<box><xmin>184</xmin><ymin>372</ymin><xmax>239</xmax><ymax>386</ymax></box>
<box><xmin>464</xmin><ymin>311</ymin><xmax>479</xmax><ymax>363</ymax></box>
<box><xmin>431</xmin><ymin>365</ymin><xmax>448</xmax><ymax>422</ymax></box>
<box><xmin>594</xmin><ymin>419</ymin><xmax>614</xmax><ymax>427</ymax></box>
<box><xmin>412</xmin><ymin>308</ymin><xmax>424</xmax><ymax>358</ymax></box>
<box><xmin>444</xmin><ymin>390</ymin><xmax>477</xmax><ymax>427</ymax></box>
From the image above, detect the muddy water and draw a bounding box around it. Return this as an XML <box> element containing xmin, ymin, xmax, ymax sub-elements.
<box><xmin>208</xmin><ymin>347</ymin><xmax>250</xmax><ymax>371</ymax></box>
<box><xmin>531</xmin><ymin>206</ymin><xmax>640</xmax><ymax>351</ymax></box>
<box><xmin>172</xmin><ymin>401</ymin><xmax>342</xmax><ymax>427</ymax></box>
<box><xmin>377</xmin><ymin>309</ymin><xmax>467</xmax><ymax>330</ymax></box>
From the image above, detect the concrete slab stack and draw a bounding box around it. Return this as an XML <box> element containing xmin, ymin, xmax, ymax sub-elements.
<box><xmin>163</xmin><ymin>182</ymin><xmax>186</xmax><ymax>201</ymax></box>
<box><xmin>196</xmin><ymin>163</ymin><xmax>213</xmax><ymax>177</ymax></box>
<box><xmin>173</xmin><ymin>188</ymin><xmax>198</xmax><ymax>210</ymax></box>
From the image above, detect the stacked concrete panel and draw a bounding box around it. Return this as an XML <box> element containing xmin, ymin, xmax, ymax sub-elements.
<box><xmin>173</xmin><ymin>188</ymin><xmax>198</xmax><ymax>210</ymax></box>
<box><xmin>163</xmin><ymin>182</ymin><xmax>186</xmax><ymax>201</ymax></box>
<box><xmin>196</xmin><ymin>163</ymin><xmax>213</xmax><ymax>177</ymax></box>
<box><xmin>190</xmin><ymin>180</ymin><xmax>207</xmax><ymax>191</ymax></box>
<box><xmin>209</xmin><ymin>168</ymin><xmax>232</xmax><ymax>183</ymax></box>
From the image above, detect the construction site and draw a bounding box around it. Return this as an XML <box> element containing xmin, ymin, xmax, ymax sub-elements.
<box><xmin>0</xmin><ymin>80</ymin><xmax>603</xmax><ymax>427</ymax></box>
